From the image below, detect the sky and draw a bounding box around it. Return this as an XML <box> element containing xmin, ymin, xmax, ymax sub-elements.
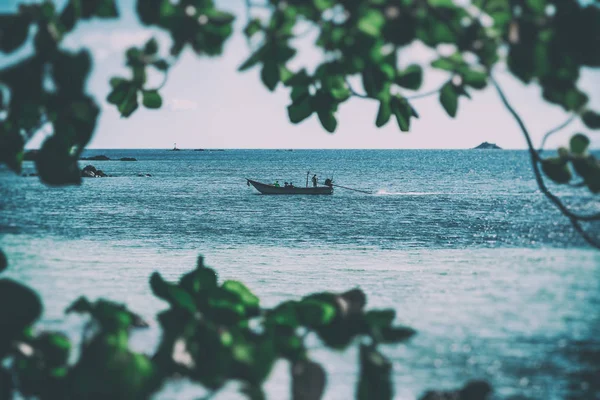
<box><xmin>3</xmin><ymin>0</ymin><xmax>599</xmax><ymax>150</ymax></box>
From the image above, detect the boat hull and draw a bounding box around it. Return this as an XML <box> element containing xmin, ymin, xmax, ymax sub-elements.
<box><xmin>247</xmin><ymin>179</ymin><xmax>333</xmax><ymax>195</ymax></box>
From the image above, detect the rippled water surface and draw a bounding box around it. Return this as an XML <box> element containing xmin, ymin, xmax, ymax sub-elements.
<box><xmin>1</xmin><ymin>150</ymin><xmax>599</xmax><ymax>399</ymax></box>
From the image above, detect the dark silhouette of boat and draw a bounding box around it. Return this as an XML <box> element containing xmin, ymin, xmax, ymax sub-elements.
<box><xmin>246</xmin><ymin>179</ymin><xmax>333</xmax><ymax>195</ymax></box>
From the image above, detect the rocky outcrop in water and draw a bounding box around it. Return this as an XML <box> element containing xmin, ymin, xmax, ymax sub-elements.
<box><xmin>81</xmin><ymin>165</ymin><xmax>108</xmax><ymax>178</ymax></box>
<box><xmin>420</xmin><ymin>380</ymin><xmax>492</xmax><ymax>400</ymax></box>
<box><xmin>120</xmin><ymin>157</ymin><xmax>137</xmax><ymax>161</ymax></box>
<box><xmin>473</xmin><ymin>142</ymin><xmax>502</xmax><ymax>149</ymax></box>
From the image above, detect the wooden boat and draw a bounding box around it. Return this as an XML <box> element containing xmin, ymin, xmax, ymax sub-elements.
<box><xmin>246</xmin><ymin>179</ymin><xmax>333</xmax><ymax>195</ymax></box>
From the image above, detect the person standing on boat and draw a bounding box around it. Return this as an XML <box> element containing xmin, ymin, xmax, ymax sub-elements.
<box><xmin>274</xmin><ymin>180</ymin><xmax>280</xmax><ymax>187</ymax></box>
<box><xmin>312</xmin><ymin>174</ymin><xmax>318</xmax><ymax>187</ymax></box>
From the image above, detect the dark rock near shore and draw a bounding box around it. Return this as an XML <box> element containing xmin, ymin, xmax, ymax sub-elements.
<box><xmin>81</xmin><ymin>165</ymin><xmax>110</xmax><ymax>178</ymax></box>
<box><xmin>473</xmin><ymin>142</ymin><xmax>502</xmax><ymax>150</ymax></box>
<box><xmin>137</xmin><ymin>173</ymin><xmax>152</xmax><ymax>177</ymax></box>
<box><xmin>420</xmin><ymin>380</ymin><xmax>492</xmax><ymax>400</ymax></box>
<box><xmin>81</xmin><ymin>165</ymin><xmax>97</xmax><ymax>178</ymax></box>
<box><xmin>119</xmin><ymin>157</ymin><xmax>137</xmax><ymax>161</ymax></box>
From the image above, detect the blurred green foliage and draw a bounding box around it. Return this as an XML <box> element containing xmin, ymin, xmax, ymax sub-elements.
<box><xmin>0</xmin><ymin>255</ymin><xmax>490</xmax><ymax>400</ymax></box>
<box><xmin>0</xmin><ymin>0</ymin><xmax>599</xmax><ymax>396</ymax></box>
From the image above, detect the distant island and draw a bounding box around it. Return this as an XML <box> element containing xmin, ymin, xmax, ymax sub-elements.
<box><xmin>79</xmin><ymin>155</ymin><xmax>137</xmax><ymax>161</ymax></box>
<box><xmin>473</xmin><ymin>142</ymin><xmax>502</xmax><ymax>150</ymax></box>
<box><xmin>193</xmin><ymin>149</ymin><xmax>225</xmax><ymax>152</ymax></box>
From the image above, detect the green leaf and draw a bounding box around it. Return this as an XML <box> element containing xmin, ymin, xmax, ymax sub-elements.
<box><xmin>462</xmin><ymin>69</ymin><xmax>488</xmax><ymax>89</ymax></box>
<box><xmin>153</xmin><ymin>60</ymin><xmax>169</xmax><ymax>71</ymax></box>
<box><xmin>570</xmin><ymin>133</ymin><xmax>590</xmax><ymax>155</ymax></box>
<box><xmin>314</xmin><ymin>0</ymin><xmax>335</xmax><ymax>11</ymax></box>
<box><xmin>431</xmin><ymin>58</ymin><xmax>455</xmax><ymax>71</ymax></box>
<box><xmin>239</xmin><ymin>46</ymin><xmax>266</xmax><ymax>71</ymax></box>
<box><xmin>205</xmin><ymin>9</ymin><xmax>235</xmax><ymax>25</ymax></box>
<box><xmin>150</xmin><ymin>272</ymin><xmax>196</xmax><ymax>313</ymax></box>
<box><xmin>391</xmin><ymin>97</ymin><xmax>411</xmax><ymax>132</ymax></box>
<box><xmin>582</xmin><ymin>110</ymin><xmax>600</xmax><ymax>130</ymax></box>
<box><xmin>142</xmin><ymin>90</ymin><xmax>162</xmax><ymax>109</ymax></box>
<box><xmin>241</xmin><ymin>384</ymin><xmax>266</xmax><ymax>400</ymax></box>
<box><xmin>0</xmin><ymin>249</ymin><xmax>6</xmax><ymax>273</ymax></box>
<box><xmin>81</xmin><ymin>0</ymin><xmax>118</xmax><ymax>18</ymax></box>
<box><xmin>429</xmin><ymin>0</ymin><xmax>457</xmax><ymax>7</ymax></box>
<box><xmin>291</xmin><ymin>360</ymin><xmax>326</xmax><ymax>400</ymax></box>
<box><xmin>380</xmin><ymin>326</ymin><xmax>416</xmax><ymax>343</ymax></box>
<box><xmin>358</xmin><ymin>9</ymin><xmax>385</xmax><ymax>37</ymax></box>
<box><xmin>0</xmin><ymin>125</ymin><xmax>25</xmax><ymax>173</ymax></box>
<box><xmin>376</xmin><ymin>98</ymin><xmax>392</xmax><ymax>127</ymax></box>
<box><xmin>431</xmin><ymin>53</ymin><xmax>466</xmax><ymax>72</ymax></box>
<box><xmin>395</xmin><ymin>65</ymin><xmax>423</xmax><ymax>90</ymax></box>
<box><xmin>541</xmin><ymin>158</ymin><xmax>572</xmax><ymax>184</ymax></box>
<box><xmin>35</xmin><ymin>332</ymin><xmax>71</xmax><ymax>367</ymax></box>
<box><xmin>143</xmin><ymin>38</ymin><xmax>158</xmax><ymax>55</ymax></box>
<box><xmin>322</xmin><ymin>76</ymin><xmax>351</xmax><ymax>101</ymax></box>
<box><xmin>317</xmin><ymin>110</ymin><xmax>337</xmax><ymax>133</ymax></box>
<box><xmin>136</xmin><ymin>0</ymin><xmax>167</xmax><ymax>25</ymax></box>
<box><xmin>364</xmin><ymin>309</ymin><xmax>395</xmax><ymax>328</ymax></box>
<box><xmin>0</xmin><ymin>368</ymin><xmax>12</xmax><ymax>399</ymax></box>
<box><xmin>261</xmin><ymin>62</ymin><xmax>279</xmax><ymax>91</ymax></box>
<box><xmin>525</xmin><ymin>0</ymin><xmax>546</xmax><ymax>13</ymax></box>
<box><xmin>288</xmin><ymin>96</ymin><xmax>313</xmax><ymax>123</ymax></box>
<box><xmin>357</xmin><ymin>345</ymin><xmax>392</xmax><ymax>400</ymax></box>
<box><xmin>107</xmin><ymin>81</ymin><xmax>130</xmax><ymax>104</ymax></box>
<box><xmin>244</xmin><ymin>18</ymin><xmax>262</xmax><ymax>38</ymax></box>
<box><xmin>564</xmin><ymin>88</ymin><xmax>588</xmax><ymax>112</ymax></box>
<box><xmin>267</xmin><ymin>301</ymin><xmax>300</xmax><ymax>328</ymax></box>
<box><xmin>362</xmin><ymin>66</ymin><xmax>389</xmax><ymax>97</ymax></box>
<box><xmin>297</xmin><ymin>299</ymin><xmax>337</xmax><ymax>327</ymax></box>
<box><xmin>0</xmin><ymin>279</ymin><xmax>42</xmax><ymax>339</ymax></box>
<box><xmin>109</xmin><ymin>77</ymin><xmax>129</xmax><ymax>88</ymax></box>
<box><xmin>279</xmin><ymin>66</ymin><xmax>293</xmax><ymax>84</ymax></box>
<box><xmin>179</xmin><ymin>264</ymin><xmax>218</xmax><ymax>294</ymax></box>
<box><xmin>118</xmin><ymin>87</ymin><xmax>139</xmax><ymax>118</ymax></box>
<box><xmin>36</xmin><ymin>137</ymin><xmax>82</xmax><ymax>185</ymax></box>
<box><xmin>439</xmin><ymin>82</ymin><xmax>458</xmax><ymax>117</ymax></box>
<box><xmin>291</xmin><ymin>86</ymin><xmax>310</xmax><ymax>102</ymax></box>
<box><xmin>572</xmin><ymin>158</ymin><xmax>600</xmax><ymax>193</ymax></box>
<box><xmin>284</xmin><ymin>69</ymin><xmax>311</xmax><ymax>87</ymax></box>
<box><xmin>222</xmin><ymin>280</ymin><xmax>259</xmax><ymax>310</ymax></box>
<box><xmin>0</xmin><ymin>15</ymin><xmax>31</xmax><ymax>53</ymax></box>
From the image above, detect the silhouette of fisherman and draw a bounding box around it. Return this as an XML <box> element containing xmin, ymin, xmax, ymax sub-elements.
<box><xmin>311</xmin><ymin>174</ymin><xmax>318</xmax><ymax>187</ymax></box>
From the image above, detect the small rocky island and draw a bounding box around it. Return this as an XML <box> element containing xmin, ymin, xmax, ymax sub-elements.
<box><xmin>80</xmin><ymin>155</ymin><xmax>137</xmax><ymax>161</ymax></box>
<box><xmin>473</xmin><ymin>142</ymin><xmax>502</xmax><ymax>150</ymax></box>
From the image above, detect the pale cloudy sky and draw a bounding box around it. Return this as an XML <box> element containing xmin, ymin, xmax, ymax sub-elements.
<box><xmin>3</xmin><ymin>0</ymin><xmax>599</xmax><ymax>149</ymax></box>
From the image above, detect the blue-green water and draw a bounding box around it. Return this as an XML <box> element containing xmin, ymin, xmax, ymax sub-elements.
<box><xmin>1</xmin><ymin>150</ymin><xmax>599</xmax><ymax>399</ymax></box>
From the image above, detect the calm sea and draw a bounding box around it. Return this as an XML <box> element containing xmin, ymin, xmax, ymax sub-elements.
<box><xmin>1</xmin><ymin>150</ymin><xmax>599</xmax><ymax>400</ymax></box>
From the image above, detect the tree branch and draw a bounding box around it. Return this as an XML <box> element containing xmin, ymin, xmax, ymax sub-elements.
<box><xmin>345</xmin><ymin>79</ymin><xmax>370</xmax><ymax>99</ymax></box>
<box><xmin>490</xmin><ymin>75</ymin><xmax>600</xmax><ymax>249</ymax></box>
<box><xmin>406</xmin><ymin>86</ymin><xmax>442</xmax><ymax>100</ymax></box>
<box><xmin>538</xmin><ymin>114</ymin><xmax>577</xmax><ymax>154</ymax></box>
